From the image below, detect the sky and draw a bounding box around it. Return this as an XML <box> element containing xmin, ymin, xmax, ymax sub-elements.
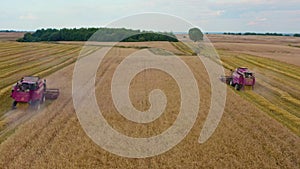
<box><xmin>0</xmin><ymin>0</ymin><xmax>299</xmax><ymax>33</ymax></box>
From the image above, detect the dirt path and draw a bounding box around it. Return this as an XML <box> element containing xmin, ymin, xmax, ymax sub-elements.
<box><xmin>0</xmin><ymin>47</ymin><xmax>299</xmax><ymax>168</ymax></box>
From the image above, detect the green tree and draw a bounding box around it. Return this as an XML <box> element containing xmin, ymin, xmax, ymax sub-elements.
<box><xmin>48</xmin><ymin>32</ymin><xmax>61</xmax><ymax>41</ymax></box>
<box><xmin>17</xmin><ymin>28</ymin><xmax>179</xmax><ymax>42</ymax></box>
<box><xmin>17</xmin><ymin>33</ymin><xmax>34</xmax><ymax>42</ymax></box>
<box><xmin>188</xmin><ymin>28</ymin><xmax>204</xmax><ymax>41</ymax></box>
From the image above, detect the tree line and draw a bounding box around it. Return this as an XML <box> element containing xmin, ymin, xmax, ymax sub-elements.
<box><xmin>0</xmin><ymin>30</ymin><xmax>20</xmax><ymax>32</ymax></box>
<box><xmin>17</xmin><ymin>28</ymin><xmax>178</xmax><ymax>42</ymax></box>
<box><xmin>223</xmin><ymin>32</ymin><xmax>300</xmax><ymax>37</ymax></box>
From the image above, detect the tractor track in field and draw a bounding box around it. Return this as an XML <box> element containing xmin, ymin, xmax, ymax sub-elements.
<box><xmin>5</xmin><ymin>100</ymin><xmax>74</xmax><ymax>168</ymax></box>
<box><xmin>0</xmin><ymin>106</ymin><xmax>43</xmax><ymax>142</ymax></box>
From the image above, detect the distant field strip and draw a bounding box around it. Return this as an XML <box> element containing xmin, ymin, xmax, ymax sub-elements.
<box><xmin>0</xmin><ymin>45</ymin><xmax>72</xmax><ymax>63</ymax></box>
<box><xmin>0</xmin><ymin>42</ymin><xmax>100</xmax><ymax>115</ymax></box>
<box><xmin>171</xmin><ymin>42</ymin><xmax>197</xmax><ymax>56</ymax></box>
<box><xmin>0</xmin><ymin>43</ymin><xmax>58</xmax><ymax>58</ymax></box>
<box><xmin>0</xmin><ymin>48</ymin><xmax>80</xmax><ymax>79</ymax></box>
<box><xmin>234</xmin><ymin>55</ymin><xmax>300</xmax><ymax>81</ymax></box>
<box><xmin>218</xmin><ymin>50</ymin><xmax>300</xmax><ymax>136</ymax></box>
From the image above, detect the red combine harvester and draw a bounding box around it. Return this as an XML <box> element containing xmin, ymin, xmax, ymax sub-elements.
<box><xmin>221</xmin><ymin>67</ymin><xmax>255</xmax><ymax>91</ymax></box>
<box><xmin>11</xmin><ymin>76</ymin><xmax>59</xmax><ymax>110</ymax></box>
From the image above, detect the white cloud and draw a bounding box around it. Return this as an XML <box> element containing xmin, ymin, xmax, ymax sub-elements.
<box><xmin>216</xmin><ymin>10</ymin><xmax>225</xmax><ymax>16</ymax></box>
<box><xmin>247</xmin><ymin>17</ymin><xmax>267</xmax><ymax>26</ymax></box>
<box><xmin>19</xmin><ymin>14</ymin><xmax>38</xmax><ymax>20</ymax></box>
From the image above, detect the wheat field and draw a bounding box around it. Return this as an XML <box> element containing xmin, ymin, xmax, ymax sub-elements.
<box><xmin>0</xmin><ymin>35</ymin><xmax>299</xmax><ymax>168</ymax></box>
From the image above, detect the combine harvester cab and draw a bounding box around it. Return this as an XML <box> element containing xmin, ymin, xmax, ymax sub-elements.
<box><xmin>11</xmin><ymin>76</ymin><xmax>59</xmax><ymax>110</ymax></box>
<box><xmin>229</xmin><ymin>67</ymin><xmax>255</xmax><ymax>90</ymax></box>
<box><xmin>221</xmin><ymin>67</ymin><xmax>255</xmax><ymax>91</ymax></box>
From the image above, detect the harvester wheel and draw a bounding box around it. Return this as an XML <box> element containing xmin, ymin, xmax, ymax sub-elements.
<box><xmin>35</xmin><ymin>100</ymin><xmax>41</xmax><ymax>110</ymax></box>
<box><xmin>235</xmin><ymin>84</ymin><xmax>241</xmax><ymax>91</ymax></box>
<box><xmin>229</xmin><ymin>80</ymin><xmax>234</xmax><ymax>86</ymax></box>
<box><xmin>12</xmin><ymin>101</ymin><xmax>18</xmax><ymax>109</ymax></box>
<box><xmin>30</xmin><ymin>100</ymin><xmax>41</xmax><ymax>110</ymax></box>
<box><xmin>41</xmin><ymin>94</ymin><xmax>46</xmax><ymax>104</ymax></box>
